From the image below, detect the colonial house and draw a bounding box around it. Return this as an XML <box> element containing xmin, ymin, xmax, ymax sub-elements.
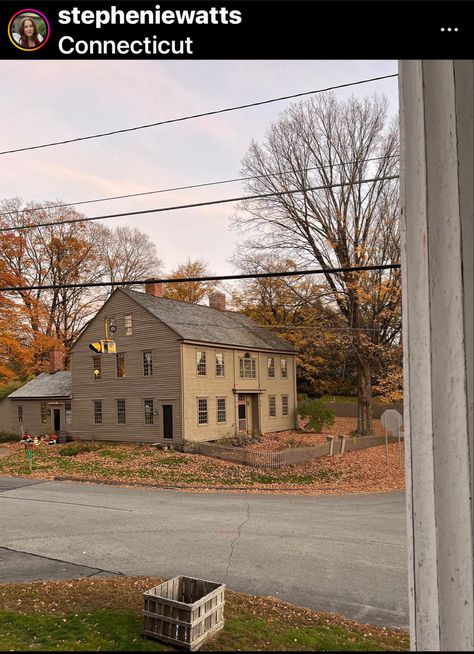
<box><xmin>0</xmin><ymin>284</ymin><xmax>298</xmax><ymax>443</ymax></box>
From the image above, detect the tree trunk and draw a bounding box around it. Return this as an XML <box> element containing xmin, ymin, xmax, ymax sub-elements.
<box><xmin>357</xmin><ymin>358</ymin><xmax>373</xmax><ymax>435</ymax></box>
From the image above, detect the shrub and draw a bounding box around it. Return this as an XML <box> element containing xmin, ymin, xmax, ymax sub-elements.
<box><xmin>58</xmin><ymin>442</ymin><xmax>101</xmax><ymax>456</ymax></box>
<box><xmin>0</xmin><ymin>431</ymin><xmax>18</xmax><ymax>443</ymax></box>
<box><xmin>298</xmin><ymin>398</ymin><xmax>336</xmax><ymax>433</ymax></box>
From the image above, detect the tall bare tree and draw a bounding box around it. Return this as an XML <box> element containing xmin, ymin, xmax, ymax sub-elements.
<box><xmin>93</xmin><ymin>224</ymin><xmax>162</xmax><ymax>294</ymax></box>
<box><xmin>233</xmin><ymin>93</ymin><xmax>400</xmax><ymax>435</ymax></box>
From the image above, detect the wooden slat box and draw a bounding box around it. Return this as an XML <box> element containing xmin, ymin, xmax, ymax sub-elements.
<box><xmin>142</xmin><ymin>576</ymin><xmax>225</xmax><ymax>651</ymax></box>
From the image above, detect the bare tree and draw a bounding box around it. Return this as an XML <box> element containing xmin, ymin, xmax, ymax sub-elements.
<box><xmin>93</xmin><ymin>225</ymin><xmax>163</xmax><ymax>294</ymax></box>
<box><xmin>233</xmin><ymin>93</ymin><xmax>400</xmax><ymax>435</ymax></box>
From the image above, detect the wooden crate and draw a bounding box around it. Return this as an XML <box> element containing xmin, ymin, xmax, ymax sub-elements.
<box><xmin>142</xmin><ymin>576</ymin><xmax>225</xmax><ymax>651</ymax></box>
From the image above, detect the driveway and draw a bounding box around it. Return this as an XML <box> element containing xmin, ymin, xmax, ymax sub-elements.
<box><xmin>0</xmin><ymin>477</ymin><xmax>408</xmax><ymax>630</ymax></box>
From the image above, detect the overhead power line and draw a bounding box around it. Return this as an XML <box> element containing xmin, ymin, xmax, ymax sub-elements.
<box><xmin>0</xmin><ymin>74</ymin><xmax>398</xmax><ymax>156</ymax></box>
<box><xmin>0</xmin><ymin>155</ymin><xmax>399</xmax><ymax>217</ymax></box>
<box><xmin>0</xmin><ymin>263</ymin><xmax>400</xmax><ymax>293</ymax></box>
<box><xmin>0</xmin><ymin>175</ymin><xmax>399</xmax><ymax>233</ymax></box>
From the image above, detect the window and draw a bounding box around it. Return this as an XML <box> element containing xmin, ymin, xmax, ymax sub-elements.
<box><xmin>269</xmin><ymin>395</ymin><xmax>276</xmax><ymax>418</ymax></box>
<box><xmin>143</xmin><ymin>351</ymin><xmax>153</xmax><ymax>376</ymax></box>
<box><xmin>18</xmin><ymin>406</ymin><xmax>23</xmax><ymax>424</ymax></box>
<box><xmin>282</xmin><ymin>395</ymin><xmax>289</xmax><ymax>417</ymax></box>
<box><xmin>116</xmin><ymin>353</ymin><xmax>125</xmax><ymax>378</ymax></box>
<box><xmin>197</xmin><ymin>351</ymin><xmax>206</xmax><ymax>376</ymax></box>
<box><xmin>215</xmin><ymin>352</ymin><xmax>225</xmax><ymax>377</ymax></box>
<box><xmin>281</xmin><ymin>358</ymin><xmax>288</xmax><ymax>378</ymax></box>
<box><xmin>93</xmin><ymin>400</ymin><xmax>102</xmax><ymax>424</ymax></box>
<box><xmin>65</xmin><ymin>402</ymin><xmax>72</xmax><ymax>425</ymax></box>
<box><xmin>198</xmin><ymin>398</ymin><xmax>208</xmax><ymax>425</ymax></box>
<box><xmin>217</xmin><ymin>398</ymin><xmax>226</xmax><ymax>423</ymax></box>
<box><xmin>239</xmin><ymin>353</ymin><xmax>256</xmax><ymax>379</ymax></box>
<box><xmin>40</xmin><ymin>403</ymin><xmax>48</xmax><ymax>424</ymax></box>
<box><xmin>117</xmin><ymin>399</ymin><xmax>126</xmax><ymax>424</ymax></box>
<box><xmin>144</xmin><ymin>399</ymin><xmax>154</xmax><ymax>425</ymax></box>
<box><xmin>267</xmin><ymin>357</ymin><xmax>275</xmax><ymax>378</ymax></box>
<box><xmin>93</xmin><ymin>356</ymin><xmax>101</xmax><ymax>380</ymax></box>
<box><xmin>125</xmin><ymin>314</ymin><xmax>133</xmax><ymax>336</ymax></box>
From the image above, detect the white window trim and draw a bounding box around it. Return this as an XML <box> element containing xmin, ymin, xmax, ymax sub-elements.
<box><xmin>268</xmin><ymin>395</ymin><xmax>277</xmax><ymax>419</ymax></box>
<box><xmin>197</xmin><ymin>397</ymin><xmax>209</xmax><ymax>425</ymax></box>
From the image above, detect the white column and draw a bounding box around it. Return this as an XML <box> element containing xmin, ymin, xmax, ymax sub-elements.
<box><xmin>399</xmin><ymin>60</ymin><xmax>473</xmax><ymax>651</ymax></box>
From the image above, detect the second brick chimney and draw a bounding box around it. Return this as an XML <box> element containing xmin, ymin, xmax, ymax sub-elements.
<box><xmin>145</xmin><ymin>282</ymin><xmax>164</xmax><ymax>297</ymax></box>
<box><xmin>49</xmin><ymin>348</ymin><xmax>65</xmax><ymax>374</ymax></box>
<box><xmin>209</xmin><ymin>291</ymin><xmax>226</xmax><ymax>311</ymax></box>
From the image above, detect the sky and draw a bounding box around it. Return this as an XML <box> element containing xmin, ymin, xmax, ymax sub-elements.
<box><xmin>0</xmin><ymin>59</ymin><xmax>399</xmax><ymax>277</ymax></box>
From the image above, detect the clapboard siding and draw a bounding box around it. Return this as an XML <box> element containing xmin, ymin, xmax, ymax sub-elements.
<box><xmin>70</xmin><ymin>291</ymin><xmax>182</xmax><ymax>442</ymax></box>
<box><xmin>182</xmin><ymin>345</ymin><xmax>297</xmax><ymax>441</ymax></box>
<box><xmin>4</xmin><ymin>399</ymin><xmax>69</xmax><ymax>436</ymax></box>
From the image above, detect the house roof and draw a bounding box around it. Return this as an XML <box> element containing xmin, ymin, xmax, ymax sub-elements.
<box><xmin>120</xmin><ymin>289</ymin><xmax>297</xmax><ymax>353</ymax></box>
<box><xmin>9</xmin><ymin>371</ymin><xmax>71</xmax><ymax>399</ymax></box>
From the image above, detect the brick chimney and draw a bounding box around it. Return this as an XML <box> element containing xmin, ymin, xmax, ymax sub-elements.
<box><xmin>145</xmin><ymin>282</ymin><xmax>164</xmax><ymax>297</ymax></box>
<box><xmin>49</xmin><ymin>348</ymin><xmax>65</xmax><ymax>374</ymax></box>
<box><xmin>209</xmin><ymin>291</ymin><xmax>226</xmax><ymax>311</ymax></box>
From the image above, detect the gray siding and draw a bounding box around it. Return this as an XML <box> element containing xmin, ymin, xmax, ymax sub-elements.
<box><xmin>1</xmin><ymin>398</ymin><xmax>69</xmax><ymax>436</ymax></box>
<box><xmin>69</xmin><ymin>291</ymin><xmax>182</xmax><ymax>443</ymax></box>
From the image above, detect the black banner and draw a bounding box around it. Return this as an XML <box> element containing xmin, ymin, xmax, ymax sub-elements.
<box><xmin>0</xmin><ymin>0</ymin><xmax>472</xmax><ymax>60</ymax></box>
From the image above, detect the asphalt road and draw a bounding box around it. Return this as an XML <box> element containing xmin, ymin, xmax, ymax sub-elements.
<box><xmin>0</xmin><ymin>477</ymin><xmax>408</xmax><ymax>630</ymax></box>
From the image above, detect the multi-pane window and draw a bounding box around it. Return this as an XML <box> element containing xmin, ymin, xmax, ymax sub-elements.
<box><xmin>282</xmin><ymin>395</ymin><xmax>289</xmax><ymax>417</ymax></box>
<box><xmin>18</xmin><ymin>406</ymin><xmax>23</xmax><ymax>424</ymax></box>
<box><xmin>281</xmin><ymin>358</ymin><xmax>288</xmax><ymax>378</ymax></box>
<box><xmin>143</xmin><ymin>351</ymin><xmax>153</xmax><ymax>376</ymax></box>
<box><xmin>125</xmin><ymin>314</ymin><xmax>133</xmax><ymax>336</ymax></box>
<box><xmin>117</xmin><ymin>399</ymin><xmax>126</xmax><ymax>424</ymax></box>
<box><xmin>65</xmin><ymin>402</ymin><xmax>72</xmax><ymax>425</ymax></box>
<box><xmin>268</xmin><ymin>395</ymin><xmax>276</xmax><ymax>418</ymax></box>
<box><xmin>217</xmin><ymin>398</ymin><xmax>226</xmax><ymax>423</ymax></box>
<box><xmin>144</xmin><ymin>399</ymin><xmax>154</xmax><ymax>425</ymax></box>
<box><xmin>116</xmin><ymin>353</ymin><xmax>125</xmax><ymax>378</ymax></box>
<box><xmin>215</xmin><ymin>353</ymin><xmax>225</xmax><ymax>377</ymax></box>
<box><xmin>93</xmin><ymin>400</ymin><xmax>102</xmax><ymax>424</ymax></box>
<box><xmin>40</xmin><ymin>403</ymin><xmax>48</xmax><ymax>424</ymax></box>
<box><xmin>198</xmin><ymin>398</ymin><xmax>208</xmax><ymax>425</ymax></box>
<box><xmin>93</xmin><ymin>356</ymin><xmax>101</xmax><ymax>380</ymax></box>
<box><xmin>197</xmin><ymin>351</ymin><xmax>206</xmax><ymax>376</ymax></box>
<box><xmin>267</xmin><ymin>357</ymin><xmax>275</xmax><ymax>378</ymax></box>
<box><xmin>239</xmin><ymin>354</ymin><xmax>256</xmax><ymax>379</ymax></box>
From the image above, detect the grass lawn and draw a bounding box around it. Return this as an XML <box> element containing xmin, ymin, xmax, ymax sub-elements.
<box><xmin>0</xmin><ymin>577</ymin><xmax>409</xmax><ymax>651</ymax></box>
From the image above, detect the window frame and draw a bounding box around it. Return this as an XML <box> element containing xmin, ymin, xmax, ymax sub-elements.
<box><xmin>197</xmin><ymin>398</ymin><xmax>208</xmax><ymax>425</ymax></box>
<box><xmin>281</xmin><ymin>358</ymin><xmax>288</xmax><ymax>379</ymax></box>
<box><xmin>116</xmin><ymin>399</ymin><xmax>126</xmax><ymax>424</ymax></box>
<box><xmin>144</xmin><ymin>399</ymin><xmax>154</xmax><ymax>425</ymax></box>
<box><xmin>93</xmin><ymin>400</ymin><xmax>103</xmax><ymax>425</ymax></box>
<box><xmin>92</xmin><ymin>355</ymin><xmax>102</xmax><ymax>380</ymax></box>
<box><xmin>116</xmin><ymin>353</ymin><xmax>125</xmax><ymax>378</ymax></box>
<box><xmin>197</xmin><ymin>350</ymin><xmax>207</xmax><ymax>376</ymax></box>
<box><xmin>282</xmin><ymin>395</ymin><xmax>289</xmax><ymax>417</ymax></box>
<box><xmin>65</xmin><ymin>402</ymin><xmax>72</xmax><ymax>425</ymax></box>
<box><xmin>143</xmin><ymin>350</ymin><xmax>153</xmax><ymax>377</ymax></box>
<box><xmin>17</xmin><ymin>405</ymin><xmax>23</xmax><ymax>424</ymax></box>
<box><xmin>216</xmin><ymin>397</ymin><xmax>227</xmax><ymax>423</ymax></box>
<box><xmin>40</xmin><ymin>403</ymin><xmax>48</xmax><ymax>424</ymax></box>
<box><xmin>268</xmin><ymin>395</ymin><xmax>277</xmax><ymax>418</ymax></box>
<box><xmin>125</xmin><ymin>314</ymin><xmax>133</xmax><ymax>336</ymax></box>
<box><xmin>239</xmin><ymin>355</ymin><xmax>257</xmax><ymax>379</ymax></box>
<box><xmin>267</xmin><ymin>357</ymin><xmax>275</xmax><ymax>378</ymax></box>
<box><xmin>215</xmin><ymin>352</ymin><xmax>225</xmax><ymax>378</ymax></box>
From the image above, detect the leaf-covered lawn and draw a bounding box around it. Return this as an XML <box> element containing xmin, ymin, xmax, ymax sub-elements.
<box><xmin>0</xmin><ymin>577</ymin><xmax>409</xmax><ymax>651</ymax></box>
<box><xmin>0</xmin><ymin>425</ymin><xmax>405</xmax><ymax>495</ymax></box>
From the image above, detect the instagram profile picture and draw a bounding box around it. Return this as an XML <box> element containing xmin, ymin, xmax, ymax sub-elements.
<box><xmin>8</xmin><ymin>9</ymin><xmax>50</xmax><ymax>51</ymax></box>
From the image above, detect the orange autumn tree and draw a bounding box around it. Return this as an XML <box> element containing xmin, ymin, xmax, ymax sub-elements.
<box><xmin>163</xmin><ymin>258</ymin><xmax>219</xmax><ymax>304</ymax></box>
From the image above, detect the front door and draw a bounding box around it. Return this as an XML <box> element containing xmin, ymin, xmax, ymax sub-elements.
<box><xmin>163</xmin><ymin>405</ymin><xmax>173</xmax><ymax>439</ymax></box>
<box><xmin>53</xmin><ymin>409</ymin><xmax>61</xmax><ymax>432</ymax></box>
<box><xmin>238</xmin><ymin>403</ymin><xmax>247</xmax><ymax>431</ymax></box>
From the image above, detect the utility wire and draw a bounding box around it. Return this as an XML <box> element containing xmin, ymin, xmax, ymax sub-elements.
<box><xmin>0</xmin><ymin>175</ymin><xmax>399</xmax><ymax>233</ymax></box>
<box><xmin>0</xmin><ymin>74</ymin><xmax>398</xmax><ymax>156</ymax></box>
<box><xmin>0</xmin><ymin>263</ymin><xmax>400</xmax><ymax>293</ymax></box>
<box><xmin>0</xmin><ymin>155</ymin><xmax>399</xmax><ymax>218</ymax></box>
